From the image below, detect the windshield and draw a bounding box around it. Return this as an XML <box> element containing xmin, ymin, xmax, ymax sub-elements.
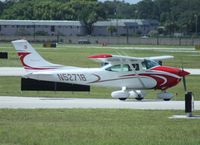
<box><xmin>142</xmin><ymin>59</ymin><xmax>159</xmax><ymax>69</ymax></box>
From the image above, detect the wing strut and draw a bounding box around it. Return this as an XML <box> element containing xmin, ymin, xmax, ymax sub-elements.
<box><xmin>127</xmin><ymin>60</ymin><xmax>147</xmax><ymax>89</ymax></box>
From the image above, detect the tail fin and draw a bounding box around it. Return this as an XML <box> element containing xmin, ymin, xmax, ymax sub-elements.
<box><xmin>12</xmin><ymin>39</ymin><xmax>62</xmax><ymax>70</ymax></box>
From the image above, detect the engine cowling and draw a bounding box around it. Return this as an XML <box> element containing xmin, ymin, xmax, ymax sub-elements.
<box><xmin>111</xmin><ymin>90</ymin><xmax>130</xmax><ymax>99</ymax></box>
<box><xmin>157</xmin><ymin>92</ymin><xmax>173</xmax><ymax>101</ymax></box>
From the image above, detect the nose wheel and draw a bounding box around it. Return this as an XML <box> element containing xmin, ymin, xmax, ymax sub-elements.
<box><xmin>163</xmin><ymin>98</ymin><xmax>171</xmax><ymax>101</ymax></box>
<box><xmin>157</xmin><ymin>90</ymin><xmax>173</xmax><ymax>101</ymax></box>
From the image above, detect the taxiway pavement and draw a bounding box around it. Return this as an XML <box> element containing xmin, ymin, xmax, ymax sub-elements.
<box><xmin>0</xmin><ymin>96</ymin><xmax>200</xmax><ymax>110</ymax></box>
<box><xmin>0</xmin><ymin>67</ymin><xmax>25</xmax><ymax>76</ymax></box>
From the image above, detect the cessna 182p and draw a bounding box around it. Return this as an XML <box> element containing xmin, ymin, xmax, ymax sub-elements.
<box><xmin>12</xmin><ymin>39</ymin><xmax>190</xmax><ymax>101</ymax></box>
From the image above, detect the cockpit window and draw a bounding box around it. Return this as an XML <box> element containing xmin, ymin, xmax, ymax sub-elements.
<box><xmin>106</xmin><ymin>64</ymin><xmax>131</xmax><ymax>72</ymax></box>
<box><xmin>142</xmin><ymin>59</ymin><xmax>159</xmax><ymax>69</ymax></box>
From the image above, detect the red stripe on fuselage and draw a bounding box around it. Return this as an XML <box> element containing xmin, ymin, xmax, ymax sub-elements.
<box><xmin>151</xmin><ymin>66</ymin><xmax>185</xmax><ymax>76</ymax></box>
<box><xmin>121</xmin><ymin>69</ymin><xmax>181</xmax><ymax>90</ymax></box>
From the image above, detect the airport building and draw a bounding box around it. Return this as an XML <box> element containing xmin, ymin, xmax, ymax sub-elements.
<box><xmin>0</xmin><ymin>19</ymin><xmax>159</xmax><ymax>36</ymax></box>
<box><xmin>0</xmin><ymin>20</ymin><xmax>85</xmax><ymax>36</ymax></box>
<box><xmin>92</xmin><ymin>19</ymin><xmax>159</xmax><ymax>36</ymax></box>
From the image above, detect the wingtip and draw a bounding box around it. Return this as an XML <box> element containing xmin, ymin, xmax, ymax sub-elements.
<box><xmin>88</xmin><ymin>54</ymin><xmax>112</xmax><ymax>59</ymax></box>
<box><xmin>11</xmin><ymin>39</ymin><xmax>28</xmax><ymax>44</ymax></box>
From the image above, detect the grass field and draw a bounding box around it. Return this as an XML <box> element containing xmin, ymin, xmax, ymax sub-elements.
<box><xmin>0</xmin><ymin>75</ymin><xmax>200</xmax><ymax>100</ymax></box>
<box><xmin>0</xmin><ymin>109</ymin><xmax>200</xmax><ymax>145</ymax></box>
<box><xmin>0</xmin><ymin>42</ymin><xmax>199</xmax><ymax>68</ymax></box>
<box><xmin>0</xmin><ymin>42</ymin><xmax>200</xmax><ymax>145</ymax></box>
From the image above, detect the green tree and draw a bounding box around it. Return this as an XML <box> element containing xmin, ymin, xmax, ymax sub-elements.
<box><xmin>1</xmin><ymin>0</ymin><xmax>200</xmax><ymax>35</ymax></box>
<box><xmin>102</xmin><ymin>1</ymin><xmax>136</xmax><ymax>19</ymax></box>
<box><xmin>0</xmin><ymin>2</ymin><xmax>4</xmax><ymax>15</ymax></box>
<box><xmin>136</xmin><ymin>0</ymin><xmax>158</xmax><ymax>19</ymax></box>
<box><xmin>154</xmin><ymin>0</ymin><xmax>171</xmax><ymax>21</ymax></box>
<box><xmin>1</xmin><ymin>0</ymin><xmax>34</xmax><ymax>19</ymax></box>
<box><xmin>70</xmin><ymin>0</ymin><xmax>105</xmax><ymax>34</ymax></box>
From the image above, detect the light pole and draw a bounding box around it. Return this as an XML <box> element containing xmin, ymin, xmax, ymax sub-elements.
<box><xmin>115</xmin><ymin>1</ymin><xmax>118</xmax><ymax>37</ymax></box>
<box><xmin>32</xmin><ymin>22</ymin><xmax>35</xmax><ymax>41</ymax></box>
<box><xmin>194</xmin><ymin>14</ymin><xmax>198</xmax><ymax>35</ymax></box>
<box><xmin>126</xmin><ymin>26</ymin><xmax>129</xmax><ymax>44</ymax></box>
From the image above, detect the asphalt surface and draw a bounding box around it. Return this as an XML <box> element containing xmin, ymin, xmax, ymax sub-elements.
<box><xmin>0</xmin><ymin>96</ymin><xmax>199</xmax><ymax>110</ymax></box>
<box><xmin>0</xmin><ymin>67</ymin><xmax>26</xmax><ymax>76</ymax></box>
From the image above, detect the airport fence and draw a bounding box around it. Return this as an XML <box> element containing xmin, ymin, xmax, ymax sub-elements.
<box><xmin>0</xmin><ymin>35</ymin><xmax>200</xmax><ymax>46</ymax></box>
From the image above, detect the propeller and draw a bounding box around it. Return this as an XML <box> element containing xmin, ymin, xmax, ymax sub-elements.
<box><xmin>181</xmin><ymin>62</ymin><xmax>194</xmax><ymax>113</ymax></box>
<box><xmin>181</xmin><ymin>63</ymin><xmax>188</xmax><ymax>94</ymax></box>
<box><xmin>182</xmin><ymin>69</ymin><xmax>187</xmax><ymax>93</ymax></box>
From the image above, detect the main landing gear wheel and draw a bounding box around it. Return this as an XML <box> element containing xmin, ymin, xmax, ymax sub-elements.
<box><xmin>135</xmin><ymin>94</ymin><xmax>144</xmax><ymax>101</ymax></box>
<box><xmin>119</xmin><ymin>98</ymin><xmax>127</xmax><ymax>101</ymax></box>
<box><xmin>135</xmin><ymin>97</ymin><xmax>144</xmax><ymax>101</ymax></box>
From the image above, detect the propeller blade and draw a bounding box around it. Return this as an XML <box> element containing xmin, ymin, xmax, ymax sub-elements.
<box><xmin>182</xmin><ymin>75</ymin><xmax>187</xmax><ymax>93</ymax></box>
<box><xmin>180</xmin><ymin>59</ymin><xmax>194</xmax><ymax>111</ymax></box>
<box><xmin>181</xmin><ymin>64</ymin><xmax>188</xmax><ymax>93</ymax></box>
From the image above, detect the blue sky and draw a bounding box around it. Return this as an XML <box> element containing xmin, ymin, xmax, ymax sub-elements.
<box><xmin>98</xmin><ymin>0</ymin><xmax>142</xmax><ymax>4</ymax></box>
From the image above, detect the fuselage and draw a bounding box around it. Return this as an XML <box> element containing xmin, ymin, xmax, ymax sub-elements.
<box><xmin>25</xmin><ymin>63</ymin><xmax>188</xmax><ymax>90</ymax></box>
<box><xmin>12</xmin><ymin>39</ymin><xmax>190</xmax><ymax>101</ymax></box>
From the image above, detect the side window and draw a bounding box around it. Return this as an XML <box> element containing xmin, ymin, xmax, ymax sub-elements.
<box><xmin>106</xmin><ymin>64</ymin><xmax>131</xmax><ymax>72</ymax></box>
<box><xmin>107</xmin><ymin>65</ymin><xmax>121</xmax><ymax>72</ymax></box>
<box><xmin>132</xmin><ymin>64</ymin><xmax>139</xmax><ymax>71</ymax></box>
<box><xmin>123</xmin><ymin>64</ymin><xmax>131</xmax><ymax>72</ymax></box>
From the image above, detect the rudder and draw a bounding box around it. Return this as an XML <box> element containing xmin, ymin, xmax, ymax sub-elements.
<box><xmin>12</xmin><ymin>39</ymin><xmax>62</xmax><ymax>70</ymax></box>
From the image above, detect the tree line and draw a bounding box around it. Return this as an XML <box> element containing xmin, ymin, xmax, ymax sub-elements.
<box><xmin>0</xmin><ymin>0</ymin><xmax>200</xmax><ymax>36</ymax></box>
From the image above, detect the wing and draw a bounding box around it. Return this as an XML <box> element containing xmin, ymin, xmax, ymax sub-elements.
<box><xmin>146</xmin><ymin>55</ymin><xmax>174</xmax><ymax>61</ymax></box>
<box><xmin>88</xmin><ymin>54</ymin><xmax>174</xmax><ymax>63</ymax></box>
<box><xmin>88</xmin><ymin>54</ymin><xmax>144</xmax><ymax>63</ymax></box>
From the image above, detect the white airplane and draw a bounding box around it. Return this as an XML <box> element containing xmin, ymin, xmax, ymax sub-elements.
<box><xmin>12</xmin><ymin>39</ymin><xmax>190</xmax><ymax>101</ymax></box>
